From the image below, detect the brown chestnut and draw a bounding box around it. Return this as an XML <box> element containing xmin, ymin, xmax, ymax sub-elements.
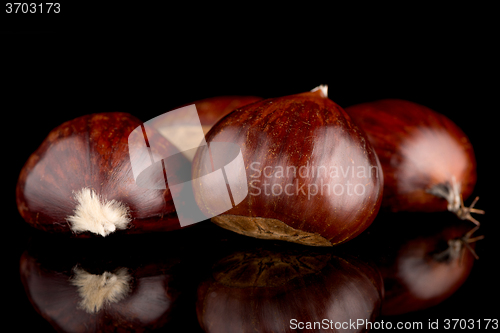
<box><xmin>16</xmin><ymin>112</ymin><xmax>188</xmax><ymax>237</ymax></box>
<box><xmin>344</xmin><ymin>99</ymin><xmax>483</xmax><ymax>224</ymax></box>
<box><xmin>147</xmin><ymin>95</ymin><xmax>262</xmax><ymax>162</ymax></box>
<box><xmin>192</xmin><ymin>86</ymin><xmax>383</xmax><ymax>246</ymax></box>
<box><xmin>180</xmin><ymin>95</ymin><xmax>263</xmax><ymax>134</ymax></box>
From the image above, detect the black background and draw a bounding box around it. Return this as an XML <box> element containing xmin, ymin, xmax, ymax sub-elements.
<box><xmin>3</xmin><ymin>4</ymin><xmax>498</xmax><ymax>332</ymax></box>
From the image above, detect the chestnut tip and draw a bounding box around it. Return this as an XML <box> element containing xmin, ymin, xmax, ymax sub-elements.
<box><xmin>310</xmin><ymin>84</ymin><xmax>328</xmax><ymax>98</ymax></box>
<box><xmin>67</xmin><ymin>188</ymin><xmax>131</xmax><ymax>237</ymax></box>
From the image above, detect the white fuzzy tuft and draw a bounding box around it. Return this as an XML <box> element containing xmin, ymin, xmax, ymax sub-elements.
<box><xmin>71</xmin><ymin>267</ymin><xmax>132</xmax><ymax>313</ymax></box>
<box><xmin>67</xmin><ymin>188</ymin><xmax>131</xmax><ymax>237</ymax></box>
<box><xmin>310</xmin><ymin>85</ymin><xmax>328</xmax><ymax>98</ymax></box>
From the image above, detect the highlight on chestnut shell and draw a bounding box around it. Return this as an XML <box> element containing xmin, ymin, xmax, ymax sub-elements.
<box><xmin>344</xmin><ymin>99</ymin><xmax>484</xmax><ymax>225</ymax></box>
<box><xmin>16</xmin><ymin>112</ymin><xmax>187</xmax><ymax>237</ymax></box>
<box><xmin>191</xmin><ymin>86</ymin><xmax>384</xmax><ymax>246</ymax></box>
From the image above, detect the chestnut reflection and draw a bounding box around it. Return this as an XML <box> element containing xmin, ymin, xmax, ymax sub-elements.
<box><xmin>342</xmin><ymin>213</ymin><xmax>481</xmax><ymax>316</ymax></box>
<box><xmin>196</xmin><ymin>244</ymin><xmax>383</xmax><ymax>333</ymax></box>
<box><xmin>19</xmin><ymin>230</ymin><xmax>207</xmax><ymax>332</ymax></box>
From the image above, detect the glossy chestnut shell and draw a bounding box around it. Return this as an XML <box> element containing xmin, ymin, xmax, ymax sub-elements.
<box><xmin>192</xmin><ymin>89</ymin><xmax>383</xmax><ymax>246</ymax></box>
<box><xmin>148</xmin><ymin>95</ymin><xmax>262</xmax><ymax>162</ymax></box>
<box><xmin>181</xmin><ymin>95</ymin><xmax>263</xmax><ymax>135</ymax></box>
<box><xmin>344</xmin><ymin>99</ymin><xmax>480</xmax><ymax>223</ymax></box>
<box><xmin>16</xmin><ymin>112</ymin><xmax>187</xmax><ymax>237</ymax></box>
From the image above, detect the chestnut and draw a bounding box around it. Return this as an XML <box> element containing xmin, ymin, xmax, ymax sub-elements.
<box><xmin>19</xmin><ymin>231</ymin><xmax>205</xmax><ymax>332</ymax></box>
<box><xmin>196</xmin><ymin>242</ymin><xmax>384</xmax><ymax>333</ymax></box>
<box><xmin>148</xmin><ymin>95</ymin><xmax>262</xmax><ymax>162</ymax></box>
<box><xmin>342</xmin><ymin>213</ymin><xmax>482</xmax><ymax>316</ymax></box>
<box><xmin>344</xmin><ymin>99</ymin><xmax>483</xmax><ymax>224</ymax></box>
<box><xmin>191</xmin><ymin>86</ymin><xmax>383</xmax><ymax>246</ymax></box>
<box><xmin>177</xmin><ymin>95</ymin><xmax>263</xmax><ymax>134</ymax></box>
<box><xmin>16</xmin><ymin>112</ymin><xmax>188</xmax><ymax>237</ymax></box>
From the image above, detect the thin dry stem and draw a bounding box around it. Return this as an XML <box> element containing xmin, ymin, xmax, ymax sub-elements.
<box><xmin>455</xmin><ymin>195</ymin><xmax>485</xmax><ymax>226</ymax></box>
<box><xmin>428</xmin><ymin>177</ymin><xmax>484</xmax><ymax>225</ymax></box>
